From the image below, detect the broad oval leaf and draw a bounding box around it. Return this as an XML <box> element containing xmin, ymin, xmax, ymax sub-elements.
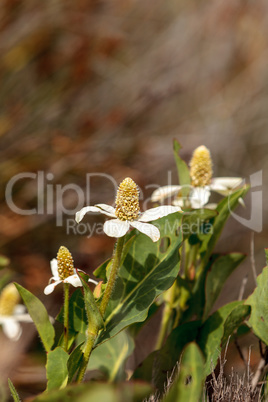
<box><xmin>246</xmin><ymin>266</ymin><xmax>268</xmax><ymax>345</ymax></box>
<box><xmin>163</xmin><ymin>342</ymin><xmax>204</xmax><ymax>402</ymax></box>
<box><xmin>46</xmin><ymin>347</ymin><xmax>69</xmax><ymax>391</ymax></box>
<box><xmin>15</xmin><ymin>283</ymin><xmax>55</xmax><ymax>352</ymax></box>
<box><xmin>88</xmin><ymin>330</ymin><xmax>134</xmax><ymax>381</ymax></box>
<box><xmin>197</xmin><ymin>301</ymin><xmax>243</xmax><ymax>376</ymax></box>
<box><xmin>202</xmin><ymin>253</ymin><xmax>246</xmax><ymax>321</ymax></box>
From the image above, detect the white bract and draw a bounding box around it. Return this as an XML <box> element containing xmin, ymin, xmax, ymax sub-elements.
<box><xmin>75</xmin><ymin>204</ymin><xmax>181</xmax><ymax>242</ymax></box>
<box><xmin>0</xmin><ymin>305</ymin><xmax>32</xmax><ymax>341</ymax></box>
<box><xmin>44</xmin><ymin>258</ymin><xmax>97</xmax><ymax>295</ymax></box>
<box><xmin>151</xmin><ymin>177</ymin><xmax>244</xmax><ymax>209</ymax></box>
<box><xmin>0</xmin><ymin>283</ymin><xmax>32</xmax><ymax>341</ymax></box>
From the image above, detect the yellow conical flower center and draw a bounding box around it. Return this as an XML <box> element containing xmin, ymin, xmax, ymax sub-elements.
<box><xmin>0</xmin><ymin>283</ymin><xmax>20</xmax><ymax>316</ymax></box>
<box><xmin>189</xmin><ymin>145</ymin><xmax>213</xmax><ymax>187</ymax></box>
<box><xmin>115</xmin><ymin>177</ymin><xmax>140</xmax><ymax>221</ymax></box>
<box><xmin>57</xmin><ymin>246</ymin><xmax>74</xmax><ymax>280</ymax></box>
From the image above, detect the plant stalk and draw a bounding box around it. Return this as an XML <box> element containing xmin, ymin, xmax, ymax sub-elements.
<box><xmin>76</xmin><ymin>323</ymin><xmax>99</xmax><ymax>383</ymax></box>
<box><xmin>63</xmin><ymin>283</ymin><xmax>70</xmax><ymax>351</ymax></box>
<box><xmin>99</xmin><ymin>236</ymin><xmax>125</xmax><ymax>317</ymax></box>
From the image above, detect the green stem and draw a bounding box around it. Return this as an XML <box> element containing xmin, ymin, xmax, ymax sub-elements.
<box><xmin>155</xmin><ymin>281</ymin><xmax>177</xmax><ymax>350</ymax></box>
<box><xmin>76</xmin><ymin>324</ymin><xmax>99</xmax><ymax>383</ymax></box>
<box><xmin>99</xmin><ymin>236</ymin><xmax>125</xmax><ymax>317</ymax></box>
<box><xmin>63</xmin><ymin>283</ymin><xmax>70</xmax><ymax>351</ymax></box>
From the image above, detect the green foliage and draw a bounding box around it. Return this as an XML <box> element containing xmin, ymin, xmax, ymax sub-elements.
<box><xmin>67</xmin><ymin>342</ymin><xmax>84</xmax><ymax>383</ymax></box>
<box><xmin>57</xmin><ymin>289</ymin><xmax>87</xmax><ymax>333</ymax></box>
<box><xmin>8</xmin><ymin>379</ymin><xmax>21</xmax><ymax>402</ymax></box>
<box><xmin>88</xmin><ymin>330</ymin><xmax>134</xmax><ymax>381</ymax></box>
<box><xmin>46</xmin><ymin>347</ymin><xmax>69</xmax><ymax>391</ymax></box>
<box><xmin>246</xmin><ymin>266</ymin><xmax>268</xmax><ymax>345</ymax></box>
<box><xmin>96</xmin><ymin>212</ymin><xmax>183</xmax><ymax>345</ymax></box>
<box><xmin>31</xmin><ymin>382</ymin><xmax>152</xmax><ymax>402</ymax></box>
<box><xmin>163</xmin><ymin>343</ymin><xmax>204</xmax><ymax>402</ymax></box>
<box><xmin>133</xmin><ymin>321</ymin><xmax>201</xmax><ymax>391</ymax></box>
<box><xmin>199</xmin><ymin>186</ymin><xmax>249</xmax><ymax>267</ymax></box>
<box><xmin>202</xmin><ymin>253</ymin><xmax>246</xmax><ymax>321</ymax></box>
<box><xmin>14</xmin><ymin>283</ymin><xmax>55</xmax><ymax>352</ymax></box>
<box><xmin>197</xmin><ymin>301</ymin><xmax>247</xmax><ymax>375</ymax></box>
<box><xmin>173</xmin><ymin>139</ymin><xmax>191</xmax><ymax>199</ymax></box>
<box><xmin>80</xmin><ymin>275</ymin><xmax>103</xmax><ymax>330</ymax></box>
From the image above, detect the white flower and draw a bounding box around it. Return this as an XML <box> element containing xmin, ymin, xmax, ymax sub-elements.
<box><xmin>151</xmin><ymin>177</ymin><xmax>243</xmax><ymax>209</ymax></box>
<box><xmin>151</xmin><ymin>146</ymin><xmax>243</xmax><ymax>209</ymax></box>
<box><xmin>44</xmin><ymin>256</ymin><xmax>98</xmax><ymax>295</ymax></box>
<box><xmin>0</xmin><ymin>283</ymin><xmax>32</xmax><ymax>341</ymax></box>
<box><xmin>75</xmin><ymin>178</ymin><xmax>181</xmax><ymax>243</ymax></box>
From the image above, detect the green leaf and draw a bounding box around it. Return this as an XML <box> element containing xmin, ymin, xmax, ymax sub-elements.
<box><xmin>31</xmin><ymin>382</ymin><xmax>152</xmax><ymax>402</ymax></box>
<box><xmin>46</xmin><ymin>347</ymin><xmax>69</xmax><ymax>391</ymax></box>
<box><xmin>14</xmin><ymin>283</ymin><xmax>55</xmax><ymax>352</ymax></box>
<box><xmin>173</xmin><ymin>139</ymin><xmax>191</xmax><ymax>198</ymax></box>
<box><xmin>202</xmin><ymin>253</ymin><xmax>246</xmax><ymax>321</ymax></box>
<box><xmin>57</xmin><ymin>289</ymin><xmax>87</xmax><ymax>334</ymax></box>
<box><xmin>80</xmin><ymin>275</ymin><xmax>103</xmax><ymax>329</ymax></box>
<box><xmin>246</xmin><ymin>266</ymin><xmax>268</xmax><ymax>345</ymax></box>
<box><xmin>197</xmin><ymin>301</ymin><xmax>243</xmax><ymax>375</ymax></box>
<box><xmin>163</xmin><ymin>343</ymin><xmax>204</xmax><ymax>402</ymax></box>
<box><xmin>181</xmin><ymin>208</ymin><xmax>217</xmax><ymax>241</ymax></box>
<box><xmin>96</xmin><ymin>212</ymin><xmax>183</xmax><ymax>345</ymax></box>
<box><xmin>94</xmin><ymin>236</ymin><xmax>135</xmax><ymax>281</ymax></box>
<box><xmin>57</xmin><ymin>329</ymin><xmax>78</xmax><ymax>350</ymax></box>
<box><xmin>200</xmin><ymin>186</ymin><xmax>249</xmax><ymax>267</ymax></box>
<box><xmin>133</xmin><ymin>321</ymin><xmax>200</xmax><ymax>392</ymax></box>
<box><xmin>8</xmin><ymin>378</ymin><xmax>21</xmax><ymax>402</ymax></box>
<box><xmin>67</xmin><ymin>342</ymin><xmax>84</xmax><ymax>383</ymax></box>
<box><xmin>222</xmin><ymin>304</ymin><xmax>250</xmax><ymax>345</ymax></box>
<box><xmin>88</xmin><ymin>330</ymin><xmax>134</xmax><ymax>381</ymax></box>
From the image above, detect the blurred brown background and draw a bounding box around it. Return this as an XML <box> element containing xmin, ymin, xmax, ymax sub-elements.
<box><xmin>0</xmin><ymin>0</ymin><xmax>268</xmax><ymax>398</ymax></box>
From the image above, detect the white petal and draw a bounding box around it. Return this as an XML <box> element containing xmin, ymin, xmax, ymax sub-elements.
<box><xmin>2</xmin><ymin>319</ymin><xmax>22</xmax><ymax>341</ymax></box>
<box><xmin>172</xmin><ymin>198</ymin><xmax>184</xmax><ymax>207</ymax></box>
<box><xmin>190</xmin><ymin>187</ymin><xmax>211</xmax><ymax>208</ymax></box>
<box><xmin>75</xmin><ymin>206</ymin><xmax>104</xmax><ymax>223</ymax></box>
<box><xmin>139</xmin><ymin>205</ymin><xmax>181</xmax><ymax>222</ymax></box>
<box><xmin>130</xmin><ymin>221</ymin><xmax>160</xmax><ymax>242</ymax></box>
<box><xmin>50</xmin><ymin>258</ymin><xmax>59</xmax><ymax>279</ymax></box>
<box><xmin>14</xmin><ymin>313</ymin><xmax>33</xmax><ymax>323</ymax></box>
<box><xmin>44</xmin><ymin>280</ymin><xmax>62</xmax><ymax>295</ymax></box>
<box><xmin>151</xmin><ymin>185</ymin><xmax>182</xmax><ymax>202</ymax></box>
<box><xmin>95</xmin><ymin>204</ymin><xmax>116</xmax><ymax>217</ymax></box>
<box><xmin>13</xmin><ymin>304</ymin><xmax>26</xmax><ymax>315</ymax></box>
<box><xmin>64</xmin><ymin>274</ymin><xmax>82</xmax><ymax>287</ymax></box>
<box><xmin>104</xmin><ymin>219</ymin><xmax>130</xmax><ymax>238</ymax></box>
<box><xmin>211</xmin><ymin>177</ymin><xmax>243</xmax><ymax>191</ymax></box>
<box><xmin>88</xmin><ymin>278</ymin><xmax>98</xmax><ymax>285</ymax></box>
